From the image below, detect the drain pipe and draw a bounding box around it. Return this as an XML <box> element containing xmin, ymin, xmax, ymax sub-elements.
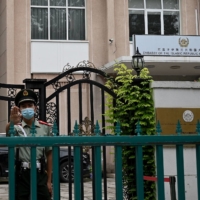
<box><xmin>196</xmin><ymin>0</ymin><xmax>200</xmax><ymax>35</ymax></box>
<box><xmin>195</xmin><ymin>9</ymin><xmax>199</xmax><ymax>35</ymax></box>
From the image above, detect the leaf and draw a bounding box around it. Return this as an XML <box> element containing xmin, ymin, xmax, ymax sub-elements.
<box><xmin>104</xmin><ymin>63</ymin><xmax>156</xmax><ymax>199</ymax></box>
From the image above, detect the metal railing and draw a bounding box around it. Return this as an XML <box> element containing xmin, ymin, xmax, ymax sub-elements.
<box><xmin>3</xmin><ymin>121</ymin><xmax>200</xmax><ymax>200</ymax></box>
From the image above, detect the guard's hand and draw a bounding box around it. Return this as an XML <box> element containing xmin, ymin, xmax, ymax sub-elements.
<box><xmin>47</xmin><ymin>181</ymin><xmax>52</xmax><ymax>196</ymax></box>
<box><xmin>10</xmin><ymin>106</ymin><xmax>21</xmax><ymax>124</ymax></box>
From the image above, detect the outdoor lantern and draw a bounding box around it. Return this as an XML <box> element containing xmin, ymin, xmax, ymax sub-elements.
<box><xmin>132</xmin><ymin>47</ymin><xmax>144</xmax><ymax>76</ymax></box>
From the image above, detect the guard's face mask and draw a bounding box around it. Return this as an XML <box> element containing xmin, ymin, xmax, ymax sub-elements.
<box><xmin>21</xmin><ymin>108</ymin><xmax>35</xmax><ymax>120</ymax></box>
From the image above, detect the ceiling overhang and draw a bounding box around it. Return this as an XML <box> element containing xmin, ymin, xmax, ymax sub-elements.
<box><xmin>101</xmin><ymin>56</ymin><xmax>200</xmax><ymax>77</ymax></box>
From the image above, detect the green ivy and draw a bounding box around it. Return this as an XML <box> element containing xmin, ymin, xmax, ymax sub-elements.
<box><xmin>105</xmin><ymin>64</ymin><xmax>156</xmax><ymax>200</ymax></box>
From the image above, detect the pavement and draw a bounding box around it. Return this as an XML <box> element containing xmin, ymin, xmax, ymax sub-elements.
<box><xmin>0</xmin><ymin>177</ymin><xmax>116</xmax><ymax>200</ymax></box>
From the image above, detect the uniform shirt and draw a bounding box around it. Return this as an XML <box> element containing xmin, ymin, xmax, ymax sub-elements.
<box><xmin>13</xmin><ymin>120</ymin><xmax>52</xmax><ymax>162</ymax></box>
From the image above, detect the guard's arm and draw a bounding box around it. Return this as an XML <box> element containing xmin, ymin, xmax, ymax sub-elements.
<box><xmin>6</xmin><ymin>106</ymin><xmax>21</xmax><ymax>134</ymax></box>
<box><xmin>6</xmin><ymin>123</ymin><xmax>10</xmax><ymax>135</ymax></box>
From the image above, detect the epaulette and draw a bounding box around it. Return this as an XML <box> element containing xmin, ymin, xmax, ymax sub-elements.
<box><xmin>38</xmin><ymin>120</ymin><xmax>51</xmax><ymax>126</ymax></box>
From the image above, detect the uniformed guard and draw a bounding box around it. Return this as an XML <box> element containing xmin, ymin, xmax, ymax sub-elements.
<box><xmin>6</xmin><ymin>89</ymin><xmax>52</xmax><ymax>200</ymax></box>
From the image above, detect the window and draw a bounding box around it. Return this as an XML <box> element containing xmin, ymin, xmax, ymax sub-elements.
<box><xmin>129</xmin><ymin>0</ymin><xmax>180</xmax><ymax>40</ymax></box>
<box><xmin>31</xmin><ymin>0</ymin><xmax>85</xmax><ymax>40</ymax></box>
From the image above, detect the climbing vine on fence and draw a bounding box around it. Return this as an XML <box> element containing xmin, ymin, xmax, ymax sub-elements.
<box><xmin>105</xmin><ymin>64</ymin><xmax>156</xmax><ymax>200</ymax></box>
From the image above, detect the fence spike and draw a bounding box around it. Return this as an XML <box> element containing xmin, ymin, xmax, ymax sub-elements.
<box><xmin>30</xmin><ymin>121</ymin><xmax>37</xmax><ymax>136</ymax></box>
<box><xmin>196</xmin><ymin>120</ymin><xmax>200</xmax><ymax>135</ymax></box>
<box><xmin>176</xmin><ymin>120</ymin><xmax>182</xmax><ymax>136</ymax></box>
<box><xmin>135</xmin><ymin>121</ymin><xmax>142</xmax><ymax>136</ymax></box>
<box><xmin>52</xmin><ymin>121</ymin><xmax>58</xmax><ymax>136</ymax></box>
<box><xmin>73</xmin><ymin>120</ymin><xmax>79</xmax><ymax>136</ymax></box>
<box><xmin>94</xmin><ymin>120</ymin><xmax>100</xmax><ymax>136</ymax></box>
<box><xmin>156</xmin><ymin>121</ymin><xmax>162</xmax><ymax>136</ymax></box>
<box><xmin>115</xmin><ymin>121</ymin><xmax>121</xmax><ymax>136</ymax></box>
<box><xmin>9</xmin><ymin>121</ymin><xmax>15</xmax><ymax>137</ymax></box>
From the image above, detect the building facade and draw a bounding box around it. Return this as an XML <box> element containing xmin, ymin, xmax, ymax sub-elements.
<box><xmin>0</xmin><ymin>0</ymin><xmax>200</xmax><ymax>79</ymax></box>
<box><xmin>1</xmin><ymin>0</ymin><xmax>200</xmax><ymax>81</ymax></box>
<box><xmin>1</xmin><ymin>0</ymin><xmax>200</xmax><ymax>126</ymax></box>
<box><xmin>1</xmin><ymin>0</ymin><xmax>200</xmax><ymax>198</ymax></box>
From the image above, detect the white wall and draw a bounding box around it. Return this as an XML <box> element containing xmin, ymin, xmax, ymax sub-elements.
<box><xmin>152</xmin><ymin>81</ymin><xmax>200</xmax><ymax>108</ymax></box>
<box><xmin>152</xmin><ymin>81</ymin><xmax>200</xmax><ymax>200</ymax></box>
<box><xmin>31</xmin><ymin>41</ymin><xmax>89</xmax><ymax>73</ymax></box>
<box><xmin>130</xmin><ymin>42</ymin><xmax>133</xmax><ymax>56</ymax></box>
<box><xmin>163</xmin><ymin>147</ymin><xmax>197</xmax><ymax>200</ymax></box>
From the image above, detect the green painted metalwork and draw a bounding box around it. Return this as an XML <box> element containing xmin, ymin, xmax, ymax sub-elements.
<box><xmin>135</xmin><ymin>121</ymin><xmax>142</xmax><ymax>135</ymax></box>
<box><xmin>93</xmin><ymin>121</ymin><xmax>102</xmax><ymax>199</ymax></box>
<box><xmin>156</xmin><ymin>120</ymin><xmax>162</xmax><ymax>136</ymax></box>
<box><xmin>30</xmin><ymin>121</ymin><xmax>37</xmax><ymax>136</ymax></box>
<box><xmin>74</xmin><ymin>146</ymin><xmax>81</xmax><ymax>200</ymax></box>
<box><xmin>94</xmin><ymin>145</ymin><xmax>102</xmax><ymax>200</ymax></box>
<box><xmin>115</xmin><ymin>146</ymin><xmax>123</xmax><ymax>200</ymax></box>
<box><xmin>9</xmin><ymin>121</ymin><xmax>15</xmax><ymax>137</ymax></box>
<box><xmin>53</xmin><ymin>146</ymin><xmax>59</xmax><ymax>200</ymax></box>
<box><xmin>176</xmin><ymin>144</ymin><xmax>185</xmax><ymax>200</ymax></box>
<box><xmin>196</xmin><ymin>144</ymin><xmax>200</xmax><ymax>200</ymax></box>
<box><xmin>94</xmin><ymin>120</ymin><xmax>101</xmax><ymax>136</ymax></box>
<box><xmin>156</xmin><ymin>121</ymin><xmax>165</xmax><ymax>199</ymax></box>
<box><xmin>30</xmin><ymin>120</ymin><xmax>37</xmax><ymax>200</ymax></box>
<box><xmin>136</xmin><ymin>145</ymin><xmax>144</xmax><ymax>200</ymax></box>
<box><xmin>52</xmin><ymin>121</ymin><xmax>60</xmax><ymax>200</ymax></box>
<box><xmin>30</xmin><ymin>146</ymin><xmax>37</xmax><ymax>200</ymax></box>
<box><xmin>8</xmin><ymin>146</ymin><xmax>15</xmax><ymax>199</ymax></box>
<box><xmin>114</xmin><ymin>122</ymin><xmax>123</xmax><ymax>199</ymax></box>
<box><xmin>196</xmin><ymin>120</ymin><xmax>200</xmax><ymax>135</ymax></box>
<box><xmin>3</xmin><ymin>135</ymin><xmax>200</xmax><ymax>146</ymax></box>
<box><xmin>115</xmin><ymin>121</ymin><xmax>121</xmax><ymax>136</ymax></box>
<box><xmin>52</xmin><ymin>121</ymin><xmax>59</xmax><ymax>136</ymax></box>
<box><xmin>175</xmin><ymin>120</ymin><xmax>185</xmax><ymax>199</ymax></box>
<box><xmin>73</xmin><ymin>120</ymin><xmax>81</xmax><ymax>199</ymax></box>
<box><xmin>8</xmin><ymin>121</ymin><xmax>15</xmax><ymax>199</ymax></box>
<box><xmin>6</xmin><ymin>120</ymin><xmax>200</xmax><ymax>199</ymax></box>
<box><xmin>73</xmin><ymin>120</ymin><xmax>79</xmax><ymax>136</ymax></box>
<box><xmin>176</xmin><ymin>120</ymin><xmax>182</xmax><ymax>135</ymax></box>
<box><xmin>156</xmin><ymin>145</ymin><xmax>165</xmax><ymax>199</ymax></box>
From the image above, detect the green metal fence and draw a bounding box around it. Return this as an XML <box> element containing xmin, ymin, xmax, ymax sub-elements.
<box><xmin>3</xmin><ymin>121</ymin><xmax>200</xmax><ymax>200</ymax></box>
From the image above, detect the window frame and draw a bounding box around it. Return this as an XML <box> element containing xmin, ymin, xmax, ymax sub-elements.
<box><xmin>145</xmin><ymin>10</ymin><xmax>163</xmax><ymax>34</ymax></box>
<box><xmin>128</xmin><ymin>0</ymin><xmax>180</xmax><ymax>36</ymax></box>
<box><xmin>31</xmin><ymin>0</ymin><xmax>86</xmax><ymax>41</ymax></box>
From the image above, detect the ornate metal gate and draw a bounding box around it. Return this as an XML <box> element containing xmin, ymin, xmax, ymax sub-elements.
<box><xmin>0</xmin><ymin>61</ymin><xmax>116</xmax><ymax>200</ymax></box>
<box><xmin>0</xmin><ymin>83</ymin><xmax>24</xmax><ymax>121</ymax></box>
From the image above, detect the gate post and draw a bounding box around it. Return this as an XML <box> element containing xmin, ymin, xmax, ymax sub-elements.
<box><xmin>169</xmin><ymin>176</ymin><xmax>176</xmax><ymax>200</ymax></box>
<box><xmin>23</xmin><ymin>79</ymin><xmax>47</xmax><ymax>121</ymax></box>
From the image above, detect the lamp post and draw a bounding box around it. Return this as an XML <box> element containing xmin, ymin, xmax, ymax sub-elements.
<box><xmin>132</xmin><ymin>47</ymin><xmax>144</xmax><ymax>76</ymax></box>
